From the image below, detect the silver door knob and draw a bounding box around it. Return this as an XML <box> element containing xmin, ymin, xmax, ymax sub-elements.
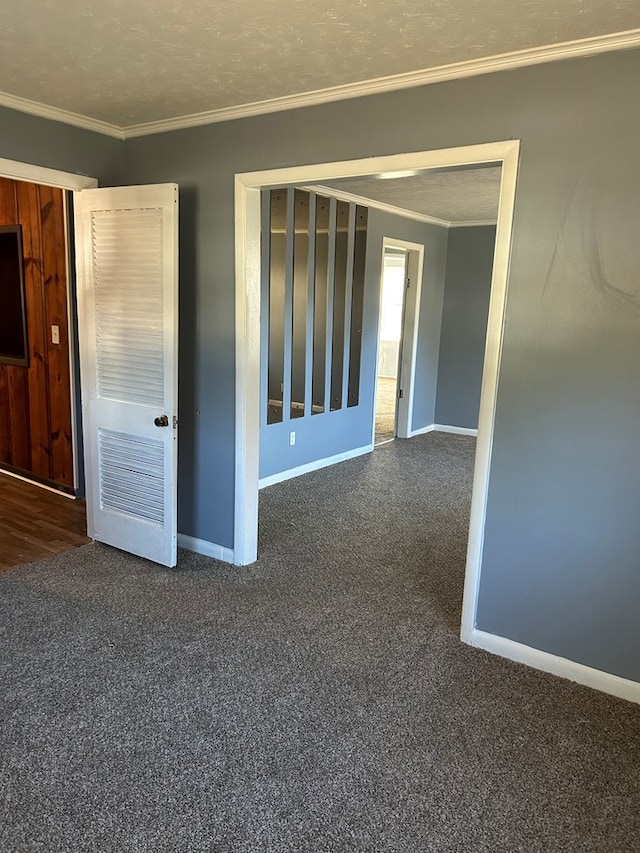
<box><xmin>154</xmin><ymin>415</ymin><xmax>169</xmax><ymax>427</ymax></box>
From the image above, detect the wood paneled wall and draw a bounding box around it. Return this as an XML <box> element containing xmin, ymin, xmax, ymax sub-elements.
<box><xmin>0</xmin><ymin>178</ymin><xmax>73</xmax><ymax>489</ymax></box>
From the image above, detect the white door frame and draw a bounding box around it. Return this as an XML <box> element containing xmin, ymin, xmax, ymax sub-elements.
<box><xmin>235</xmin><ymin>140</ymin><xmax>520</xmax><ymax>646</ymax></box>
<box><xmin>0</xmin><ymin>157</ymin><xmax>98</xmax><ymax>495</ymax></box>
<box><xmin>372</xmin><ymin>238</ymin><xmax>425</xmax><ymax>444</ymax></box>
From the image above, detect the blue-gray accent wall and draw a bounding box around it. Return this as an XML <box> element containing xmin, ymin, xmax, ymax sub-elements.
<box><xmin>3</xmin><ymin>45</ymin><xmax>639</xmax><ymax>684</ymax></box>
<box><xmin>435</xmin><ymin>226</ymin><xmax>496</xmax><ymax>430</ymax></box>
<box><xmin>0</xmin><ymin>107</ymin><xmax>125</xmax><ymax>186</ymax></box>
<box><xmin>124</xmin><ymin>47</ymin><xmax>640</xmax><ymax>683</ymax></box>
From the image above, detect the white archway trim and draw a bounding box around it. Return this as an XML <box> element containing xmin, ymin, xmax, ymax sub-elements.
<box><xmin>375</xmin><ymin>237</ymin><xmax>425</xmax><ymax>442</ymax></box>
<box><xmin>0</xmin><ymin>157</ymin><xmax>98</xmax><ymax>190</ymax></box>
<box><xmin>234</xmin><ymin>141</ymin><xmax>520</xmax><ymax>651</ymax></box>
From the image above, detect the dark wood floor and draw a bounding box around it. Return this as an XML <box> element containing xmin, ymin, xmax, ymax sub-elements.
<box><xmin>0</xmin><ymin>472</ymin><xmax>89</xmax><ymax>571</ymax></box>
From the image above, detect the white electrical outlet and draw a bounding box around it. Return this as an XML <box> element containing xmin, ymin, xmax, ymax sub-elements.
<box><xmin>51</xmin><ymin>325</ymin><xmax>60</xmax><ymax>344</ymax></box>
<box><xmin>289</xmin><ymin>431</ymin><xmax>296</xmax><ymax>446</ymax></box>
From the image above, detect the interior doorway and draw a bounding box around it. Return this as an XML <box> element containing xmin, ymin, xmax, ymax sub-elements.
<box><xmin>0</xmin><ymin>158</ymin><xmax>97</xmax><ymax>568</ymax></box>
<box><xmin>234</xmin><ymin>141</ymin><xmax>520</xmax><ymax>653</ymax></box>
<box><xmin>374</xmin><ymin>248</ymin><xmax>407</xmax><ymax>444</ymax></box>
<box><xmin>0</xmin><ymin>179</ymin><xmax>78</xmax><ymax>495</ymax></box>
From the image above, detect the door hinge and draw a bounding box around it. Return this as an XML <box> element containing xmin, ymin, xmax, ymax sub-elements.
<box><xmin>398</xmin><ymin>389</ymin><xmax>404</xmax><ymax>399</ymax></box>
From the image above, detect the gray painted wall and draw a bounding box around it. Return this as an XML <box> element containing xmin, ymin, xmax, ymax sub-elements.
<box><xmin>435</xmin><ymin>226</ymin><xmax>496</xmax><ymax>430</ymax></box>
<box><xmin>259</xmin><ymin>206</ymin><xmax>447</xmax><ymax>478</ymax></box>
<box><xmin>0</xmin><ymin>107</ymin><xmax>125</xmax><ymax>186</ymax></box>
<box><xmin>1</xmin><ymin>50</ymin><xmax>631</xmax><ymax>685</ymax></box>
<box><xmin>86</xmin><ymin>45</ymin><xmax>638</xmax><ymax>683</ymax></box>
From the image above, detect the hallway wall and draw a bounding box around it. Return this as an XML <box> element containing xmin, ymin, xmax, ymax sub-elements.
<box><xmin>435</xmin><ymin>225</ymin><xmax>496</xmax><ymax>430</ymax></box>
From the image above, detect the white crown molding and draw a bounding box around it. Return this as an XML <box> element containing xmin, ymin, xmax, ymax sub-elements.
<box><xmin>304</xmin><ymin>183</ymin><xmax>452</xmax><ymax>228</ymax></box>
<box><xmin>0</xmin><ymin>89</ymin><xmax>124</xmax><ymax>139</ymax></box>
<box><xmin>121</xmin><ymin>28</ymin><xmax>640</xmax><ymax>139</ymax></box>
<box><xmin>0</xmin><ymin>29</ymin><xmax>638</xmax><ymax>141</ymax></box>
<box><xmin>449</xmin><ymin>219</ymin><xmax>498</xmax><ymax>228</ymax></box>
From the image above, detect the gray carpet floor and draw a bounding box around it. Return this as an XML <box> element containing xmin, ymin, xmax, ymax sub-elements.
<box><xmin>0</xmin><ymin>433</ymin><xmax>638</xmax><ymax>852</ymax></box>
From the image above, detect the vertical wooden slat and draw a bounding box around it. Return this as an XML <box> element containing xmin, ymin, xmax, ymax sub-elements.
<box><xmin>0</xmin><ymin>180</ymin><xmax>16</xmax><ymax>464</ymax></box>
<box><xmin>0</xmin><ymin>176</ymin><xmax>16</xmax><ymax>224</ymax></box>
<box><xmin>0</xmin><ymin>366</ymin><xmax>11</xmax><ymax>463</ymax></box>
<box><xmin>0</xmin><ymin>178</ymin><xmax>30</xmax><ymax>469</ymax></box>
<box><xmin>281</xmin><ymin>188</ymin><xmax>295</xmax><ymax>422</ymax></box>
<box><xmin>16</xmin><ymin>181</ymin><xmax>50</xmax><ymax>479</ymax></box>
<box><xmin>7</xmin><ymin>367</ymin><xmax>30</xmax><ymax>468</ymax></box>
<box><xmin>40</xmin><ymin>186</ymin><xmax>73</xmax><ymax>487</ymax></box>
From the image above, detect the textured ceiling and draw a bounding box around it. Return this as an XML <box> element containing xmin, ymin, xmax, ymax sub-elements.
<box><xmin>318</xmin><ymin>167</ymin><xmax>502</xmax><ymax>224</ymax></box>
<box><xmin>0</xmin><ymin>1</ymin><xmax>638</xmax><ymax>127</ymax></box>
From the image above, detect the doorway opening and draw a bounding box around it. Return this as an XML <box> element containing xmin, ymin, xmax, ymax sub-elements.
<box><xmin>235</xmin><ymin>140</ymin><xmax>520</xmax><ymax>649</ymax></box>
<box><xmin>374</xmin><ymin>248</ymin><xmax>407</xmax><ymax>445</ymax></box>
<box><xmin>0</xmin><ymin>158</ymin><xmax>97</xmax><ymax>568</ymax></box>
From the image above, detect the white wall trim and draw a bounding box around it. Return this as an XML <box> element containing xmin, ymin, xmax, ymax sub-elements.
<box><xmin>406</xmin><ymin>424</ymin><xmax>436</xmax><ymax>437</ymax></box>
<box><xmin>0</xmin><ymin>468</ymin><xmax>75</xmax><ymax>499</ymax></box>
<box><xmin>1</xmin><ymin>30</ymin><xmax>637</xmax><ymax>141</ymax></box>
<box><xmin>0</xmin><ymin>90</ymin><xmax>124</xmax><ymax>139</ymax></box>
<box><xmin>434</xmin><ymin>423</ymin><xmax>479</xmax><ymax>436</ymax></box>
<box><xmin>177</xmin><ymin>533</ymin><xmax>235</xmax><ymax>565</ymax></box>
<box><xmin>470</xmin><ymin>629</ymin><xmax>640</xmax><ymax>705</ymax></box>
<box><xmin>235</xmin><ymin>141</ymin><xmax>520</xmax><ymax>569</ymax></box>
<box><xmin>374</xmin><ymin>238</ymin><xmax>426</xmax><ymax>443</ymax></box>
<box><xmin>122</xmin><ymin>28</ymin><xmax>640</xmax><ymax>139</ymax></box>
<box><xmin>0</xmin><ymin>156</ymin><xmax>98</xmax><ymax>190</ymax></box>
<box><xmin>306</xmin><ymin>185</ymin><xmax>498</xmax><ymax>230</ymax></box>
<box><xmin>449</xmin><ymin>219</ymin><xmax>498</xmax><ymax>229</ymax></box>
<box><xmin>305</xmin><ymin>184</ymin><xmax>451</xmax><ymax>229</ymax></box>
<box><xmin>406</xmin><ymin>423</ymin><xmax>478</xmax><ymax>437</ymax></box>
<box><xmin>459</xmin><ymin>142</ymin><xmax>520</xmax><ymax>644</ymax></box>
<box><xmin>259</xmin><ymin>444</ymin><xmax>373</xmax><ymax>489</ymax></box>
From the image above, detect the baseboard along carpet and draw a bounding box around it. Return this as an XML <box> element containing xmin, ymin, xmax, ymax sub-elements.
<box><xmin>0</xmin><ymin>433</ymin><xmax>638</xmax><ymax>852</ymax></box>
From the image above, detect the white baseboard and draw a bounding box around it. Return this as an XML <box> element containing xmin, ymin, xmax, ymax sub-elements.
<box><xmin>259</xmin><ymin>443</ymin><xmax>373</xmax><ymax>488</ymax></box>
<box><xmin>0</xmin><ymin>467</ymin><xmax>75</xmax><ymax>499</ymax></box>
<box><xmin>406</xmin><ymin>424</ymin><xmax>436</xmax><ymax>437</ymax></box>
<box><xmin>407</xmin><ymin>423</ymin><xmax>478</xmax><ymax>438</ymax></box>
<box><xmin>468</xmin><ymin>628</ymin><xmax>640</xmax><ymax>705</ymax></box>
<box><xmin>177</xmin><ymin>534</ymin><xmax>235</xmax><ymax>565</ymax></box>
<box><xmin>434</xmin><ymin>423</ymin><xmax>478</xmax><ymax>436</ymax></box>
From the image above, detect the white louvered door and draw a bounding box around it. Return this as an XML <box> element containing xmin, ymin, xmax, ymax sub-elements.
<box><xmin>74</xmin><ymin>184</ymin><xmax>179</xmax><ymax>567</ymax></box>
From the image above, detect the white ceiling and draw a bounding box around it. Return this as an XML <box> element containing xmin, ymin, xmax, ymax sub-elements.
<box><xmin>0</xmin><ymin>1</ymin><xmax>638</xmax><ymax>132</ymax></box>
<box><xmin>316</xmin><ymin>166</ymin><xmax>502</xmax><ymax>224</ymax></box>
